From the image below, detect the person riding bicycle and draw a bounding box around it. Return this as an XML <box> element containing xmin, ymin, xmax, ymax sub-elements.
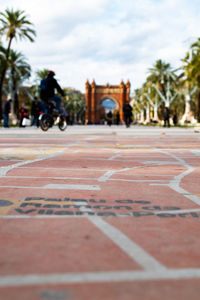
<box><xmin>40</xmin><ymin>70</ymin><xmax>65</xmax><ymax>113</ymax></box>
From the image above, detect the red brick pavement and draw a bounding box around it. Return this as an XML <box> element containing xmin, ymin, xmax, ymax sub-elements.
<box><xmin>0</xmin><ymin>126</ymin><xmax>200</xmax><ymax>299</ymax></box>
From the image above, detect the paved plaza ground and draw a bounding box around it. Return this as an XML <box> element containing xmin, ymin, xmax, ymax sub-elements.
<box><xmin>0</xmin><ymin>125</ymin><xmax>200</xmax><ymax>299</ymax></box>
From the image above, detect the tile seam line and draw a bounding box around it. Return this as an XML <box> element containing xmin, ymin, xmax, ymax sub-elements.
<box><xmin>0</xmin><ymin>145</ymin><xmax>70</xmax><ymax>177</ymax></box>
<box><xmin>0</xmin><ymin>269</ymin><xmax>200</xmax><ymax>287</ymax></box>
<box><xmin>157</xmin><ymin>149</ymin><xmax>200</xmax><ymax>206</ymax></box>
<box><xmin>76</xmin><ymin>202</ymin><xmax>166</xmax><ymax>271</ymax></box>
<box><xmin>0</xmin><ymin>185</ymin><xmax>100</xmax><ymax>190</ymax></box>
<box><xmin>88</xmin><ymin>216</ymin><xmax>166</xmax><ymax>271</ymax></box>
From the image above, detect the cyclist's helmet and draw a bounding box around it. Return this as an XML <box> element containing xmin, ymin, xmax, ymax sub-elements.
<box><xmin>48</xmin><ymin>70</ymin><xmax>55</xmax><ymax>76</ymax></box>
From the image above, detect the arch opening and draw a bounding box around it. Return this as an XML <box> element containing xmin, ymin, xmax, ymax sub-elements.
<box><xmin>102</xmin><ymin>98</ymin><xmax>116</xmax><ymax>111</ymax></box>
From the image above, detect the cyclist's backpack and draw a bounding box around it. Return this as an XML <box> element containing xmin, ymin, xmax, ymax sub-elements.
<box><xmin>39</xmin><ymin>78</ymin><xmax>48</xmax><ymax>100</ymax></box>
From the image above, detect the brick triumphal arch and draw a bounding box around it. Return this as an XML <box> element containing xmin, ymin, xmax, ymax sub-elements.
<box><xmin>85</xmin><ymin>80</ymin><xmax>131</xmax><ymax>124</ymax></box>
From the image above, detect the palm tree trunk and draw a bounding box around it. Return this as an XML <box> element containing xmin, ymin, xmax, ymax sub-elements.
<box><xmin>9</xmin><ymin>67</ymin><xmax>18</xmax><ymax>123</ymax></box>
<box><xmin>0</xmin><ymin>69</ymin><xmax>7</xmax><ymax>119</ymax></box>
<box><xmin>14</xmin><ymin>93</ymin><xmax>19</xmax><ymax>118</ymax></box>
<box><xmin>154</xmin><ymin>103</ymin><xmax>158</xmax><ymax>121</ymax></box>
<box><xmin>0</xmin><ymin>37</ymin><xmax>13</xmax><ymax>119</ymax></box>
<box><xmin>13</xmin><ymin>78</ymin><xmax>19</xmax><ymax>115</ymax></box>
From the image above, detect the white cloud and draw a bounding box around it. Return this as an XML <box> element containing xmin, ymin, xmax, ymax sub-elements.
<box><xmin>0</xmin><ymin>0</ymin><xmax>200</xmax><ymax>92</ymax></box>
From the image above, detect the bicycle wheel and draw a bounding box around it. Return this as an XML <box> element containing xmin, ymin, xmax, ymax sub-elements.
<box><xmin>58</xmin><ymin>115</ymin><xmax>67</xmax><ymax>131</ymax></box>
<box><xmin>39</xmin><ymin>114</ymin><xmax>52</xmax><ymax>131</ymax></box>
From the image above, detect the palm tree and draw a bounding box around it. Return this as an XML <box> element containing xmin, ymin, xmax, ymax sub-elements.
<box><xmin>7</xmin><ymin>49</ymin><xmax>31</xmax><ymax>117</ymax></box>
<box><xmin>35</xmin><ymin>69</ymin><xmax>49</xmax><ymax>81</ymax></box>
<box><xmin>147</xmin><ymin>59</ymin><xmax>179</xmax><ymax>112</ymax></box>
<box><xmin>148</xmin><ymin>59</ymin><xmax>177</xmax><ymax>98</ymax></box>
<box><xmin>144</xmin><ymin>81</ymin><xmax>161</xmax><ymax>122</ymax></box>
<box><xmin>64</xmin><ymin>91</ymin><xmax>86</xmax><ymax>124</ymax></box>
<box><xmin>183</xmin><ymin>38</ymin><xmax>200</xmax><ymax>121</ymax></box>
<box><xmin>133</xmin><ymin>88</ymin><xmax>146</xmax><ymax>123</ymax></box>
<box><xmin>29</xmin><ymin>69</ymin><xmax>49</xmax><ymax>99</ymax></box>
<box><xmin>0</xmin><ymin>8</ymin><xmax>36</xmax><ymax>118</ymax></box>
<box><xmin>184</xmin><ymin>38</ymin><xmax>200</xmax><ymax>83</ymax></box>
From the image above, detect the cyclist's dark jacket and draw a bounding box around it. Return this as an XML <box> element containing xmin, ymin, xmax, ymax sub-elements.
<box><xmin>41</xmin><ymin>75</ymin><xmax>64</xmax><ymax>101</ymax></box>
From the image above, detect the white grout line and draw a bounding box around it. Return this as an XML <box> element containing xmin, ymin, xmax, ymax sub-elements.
<box><xmin>0</xmin><ymin>268</ymin><xmax>200</xmax><ymax>287</ymax></box>
<box><xmin>170</xmin><ymin>185</ymin><xmax>200</xmax><ymax>206</ymax></box>
<box><xmin>0</xmin><ymin>184</ymin><xmax>101</xmax><ymax>190</ymax></box>
<box><xmin>97</xmin><ymin>167</ymin><xmax>132</xmax><ymax>182</ymax></box>
<box><xmin>89</xmin><ymin>216</ymin><xmax>166</xmax><ymax>271</ymax></box>
<box><xmin>108</xmin><ymin>154</ymin><xmax>121</xmax><ymax>160</ymax></box>
<box><xmin>74</xmin><ymin>201</ymin><xmax>166</xmax><ymax>271</ymax></box>
<box><xmin>0</xmin><ymin>160</ymin><xmax>39</xmax><ymax>177</ymax></box>
<box><xmin>168</xmin><ymin>157</ymin><xmax>200</xmax><ymax>206</ymax></box>
<box><xmin>109</xmin><ymin>179</ymin><xmax>170</xmax><ymax>182</ymax></box>
<box><xmin>155</xmin><ymin>149</ymin><xmax>200</xmax><ymax>206</ymax></box>
<box><xmin>0</xmin><ymin>146</ymin><xmax>70</xmax><ymax>177</ymax></box>
<box><xmin>44</xmin><ymin>184</ymin><xmax>101</xmax><ymax>190</ymax></box>
<box><xmin>98</xmin><ymin>170</ymin><xmax>116</xmax><ymax>182</ymax></box>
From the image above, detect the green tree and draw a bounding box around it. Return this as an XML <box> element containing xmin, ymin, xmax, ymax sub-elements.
<box><xmin>147</xmin><ymin>59</ymin><xmax>180</xmax><ymax>123</ymax></box>
<box><xmin>0</xmin><ymin>8</ymin><xmax>36</xmax><ymax>118</ymax></box>
<box><xmin>182</xmin><ymin>37</ymin><xmax>200</xmax><ymax>121</ymax></box>
<box><xmin>133</xmin><ymin>88</ymin><xmax>146</xmax><ymax>123</ymax></box>
<box><xmin>31</xmin><ymin>69</ymin><xmax>49</xmax><ymax>98</ymax></box>
<box><xmin>35</xmin><ymin>69</ymin><xmax>49</xmax><ymax>81</ymax></box>
<box><xmin>7</xmin><ymin>49</ymin><xmax>31</xmax><ymax>116</ymax></box>
<box><xmin>133</xmin><ymin>59</ymin><xmax>182</xmax><ymax>124</ymax></box>
<box><xmin>148</xmin><ymin>59</ymin><xmax>177</xmax><ymax>99</ymax></box>
<box><xmin>64</xmin><ymin>90</ymin><xmax>86</xmax><ymax>124</ymax></box>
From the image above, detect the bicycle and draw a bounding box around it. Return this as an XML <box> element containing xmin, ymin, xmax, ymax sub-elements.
<box><xmin>39</xmin><ymin>106</ymin><xmax>67</xmax><ymax>132</ymax></box>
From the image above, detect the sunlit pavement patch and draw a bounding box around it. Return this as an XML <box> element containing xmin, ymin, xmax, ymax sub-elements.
<box><xmin>0</xmin><ymin>199</ymin><xmax>21</xmax><ymax>215</ymax></box>
<box><xmin>0</xmin><ymin>161</ymin><xmax>21</xmax><ymax>167</ymax></box>
<box><xmin>0</xmin><ymin>146</ymin><xmax>63</xmax><ymax>160</ymax></box>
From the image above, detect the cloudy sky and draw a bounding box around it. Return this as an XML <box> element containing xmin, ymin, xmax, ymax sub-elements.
<box><xmin>0</xmin><ymin>0</ymin><xmax>200</xmax><ymax>93</ymax></box>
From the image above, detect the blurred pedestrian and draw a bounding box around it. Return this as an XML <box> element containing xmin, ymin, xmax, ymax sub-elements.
<box><xmin>107</xmin><ymin>110</ymin><xmax>113</xmax><ymax>126</ymax></box>
<box><xmin>173</xmin><ymin>114</ymin><xmax>178</xmax><ymax>126</ymax></box>
<box><xmin>3</xmin><ymin>98</ymin><xmax>12</xmax><ymax>128</ymax></box>
<box><xmin>115</xmin><ymin>111</ymin><xmax>120</xmax><ymax>125</ymax></box>
<box><xmin>31</xmin><ymin>97</ymin><xmax>41</xmax><ymax>127</ymax></box>
<box><xmin>164</xmin><ymin>106</ymin><xmax>170</xmax><ymax>127</ymax></box>
<box><xmin>123</xmin><ymin>102</ymin><xmax>132</xmax><ymax>127</ymax></box>
<box><xmin>19</xmin><ymin>103</ymin><xmax>29</xmax><ymax>127</ymax></box>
